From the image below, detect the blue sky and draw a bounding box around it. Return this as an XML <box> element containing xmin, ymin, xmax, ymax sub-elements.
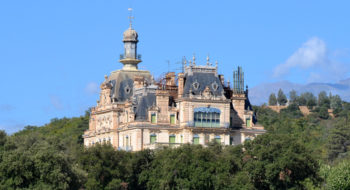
<box><xmin>1</xmin><ymin>0</ymin><xmax>349</xmax><ymax>133</ymax></box>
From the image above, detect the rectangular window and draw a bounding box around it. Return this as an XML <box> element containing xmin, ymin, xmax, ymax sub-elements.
<box><xmin>126</xmin><ymin>136</ymin><xmax>129</xmax><ymax>147</ymax></box>
<box><xmin>215</xmin><ymin>137</ymin><xmax>221</xmax><ymax>144</ymax></box>
<box><xmin>150</xmin><ymin>135</ymin><xmax>157</xmax><ymax>144</ymax></box>
<box><xmin>246</xmin><ymin>118</ymin><xmax>251</xmax><ymax>127</ymax></box>
<box><xmin>181</xmin><ymin>135</ymin><xmax>183</xmax><ymax>143</ymax></box>
<box><xmin>151</xmin><ymin>113</ymin><xmax>156</xmax><ymax>123</ymax></box>
<box><xmin>169</xmin><ymin>135</ymin><xmax>176</xmax><ymax>144</ymax></box>
<box><xmin>170</xmin><ymin>114</ymin><xmax>175</xmax><ymax>124</ymax></box>
<box><xmin>193</xmin><ymin>137</ymin><xmax>200</xmax><ymax>145</ymax></box>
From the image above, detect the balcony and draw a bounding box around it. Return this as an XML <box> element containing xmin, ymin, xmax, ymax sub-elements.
<box><xmin>119</xmin><ymin>54</ymin><xmax>142</xmax><ymax>60</ymax></box>
<box><xmin>118</xmin><ymin>146</ymin><xmax>133</xmax><ymax>151</ymax></box>
<box><xmin>144</xmin><ymin>142</ymin><xmax>182</xmax><ymax>150</ymax></box>
<box><xmin>186</xmin><ymin>121</ymin><xmax>230</xmax><ymax>128</ymax></box>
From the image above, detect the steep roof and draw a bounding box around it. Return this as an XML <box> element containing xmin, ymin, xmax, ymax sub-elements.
<box><xmin>183</xmin><ymin>72</ymin><xmax>224</xmax><ymax>97</ymax></box>
<box><xmin>134</xmin><ymin>93</ymin><xmax>156</xmax><ymax>121</ymax></box>
<box><xmin>108</xmin><ymin>70</ymin><xmax>151</xmax><ymax>102</ymax></box>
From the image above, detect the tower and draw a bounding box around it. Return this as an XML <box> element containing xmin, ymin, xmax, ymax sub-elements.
<box><xmin>232</xmin><ymin>66</ymin><xmax>247</xmax><ymax>127</ymax></box>
<box><xmin>119</xmin><ymin>14</ymin><xmax>141</xmax><ymax>70</ymax></box>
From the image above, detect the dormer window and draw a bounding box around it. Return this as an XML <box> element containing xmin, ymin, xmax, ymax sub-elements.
<box><xmin>125</xmin><ymin>85</ymin><xmax>131</xmax><ymax>94</ymax></box>
<box><xmin>212</xmin><ymin>82</ymin><xmax>218</xmax><ymax>91</ymax></box>
<box><xmin>192</xmin><ymin>81</ymin><xmax>200</xmax><ymax>90</ymax></box>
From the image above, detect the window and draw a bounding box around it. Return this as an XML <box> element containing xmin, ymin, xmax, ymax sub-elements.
<box><xmin>124</xmin><ymin>85</ymin><xmax>131</xmax><ymax>94</ymax></box>
<box><xmin>151</xmin><ymin>113</ymin><xmax>156</xmax><ymax>123</ymax></box>
<box><xmin>169</xmin><ymin>135</ymin><xmax>176</xmax><ymax>144</ymax></box>
<box><xmin>246</xmin><ymin>118</ymin><xmax>251</xmax><ymax>127</ymax></box>
<box><xmin>192</xmin><ymin>82</ymin><xmax>200</xmax><ymax>90</ymax></box>
<box><xmin>193</xmin><ymin>107</ymin><xmax>220</xmax><ymax>127</ymax></box>
<box><xmin>215</xmin><ymin>135</ymin><xmax>221</xmax><ymax>144</ymax></box>
<box><xmin>150</xmin><ymin>134</ymin><xmax>157</xmax><ymax>144</ymax></box>
<box><xmin>193</xmin><ymin>134</ymin><xmax>200</xmax><ymax>145</ymax></box>
<box><xmin>125</xmin><ymin>135</ymin><xmax>129</xmax><ymax>147</ymax></box>
<box><xmin>212</xmin><ymin>82</ymin><xmax>218</xmax><ymax>91</ymax></box>
<box><xmin>181</xmin><ymin>135</ymin><xmax>183</xmax><ymax>143</ymax></box>
<box><xmin>170</xmin><ymin>114</ymin><xmax>175</xmax><ymax>124</ymax></box>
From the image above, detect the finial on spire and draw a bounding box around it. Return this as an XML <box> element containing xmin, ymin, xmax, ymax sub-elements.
<box><xmin>215</xmin><ymin>60</ymin><xmax>218</xmax><ymax>67</ymax></box>
<box><xmin>104</xmin><ymin>75</ymin><xmax>108</xmax><ymax>81</ymax></box>
<box><xmin>206</xmin><ymin>55</ymin><xmax>210</xmax><ymax>66</ymax></box>
<box><xmin>192</xmin><ymin>54</ymin><xmax>196</xmax><ymax>65</ymax></box>
<box><xmin>128</xmin><ymin>8</ymin><xmax>134</xmax><ymax>28</ymax></box>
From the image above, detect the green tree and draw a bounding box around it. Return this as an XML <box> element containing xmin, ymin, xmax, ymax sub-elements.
<box><xmin>140</xmin><ymin>143</ymin><xmax>243</xmax><ymax>190</ymax></box>
<box><xmin>330</xmin><ymin>94</ymin><xmax>342</xmax><ymax>110</ymax></box>
<box><xmin>243</xmin><ymin>134</ymin><xmax>319</xmax><ymax>189</ymax></box>
<box><xmin>269</xmin><ymin>93</ymin><xmax>278</xmax><ymax>106</ymax></box>
<box><xmin>79</xmin><ymin>144</ymin><xmax>132</xmax><ymax>190</ymax></box>
<box><xmin>277</xmin><ymin>89</ymin><xmax>288</xmax><ymax>106</ymax></box>
<box><xmin>327</xmin><ymin>120</ymin><xmax>350</xmax><ymax>161</ymax></box>
<box><xmin>0</xmin><ymin>130</ymin><xmax>6</xmax><ymax>148</ymax></box>
<box><xmin>289</xmin><ymin>90</ymin><xmax>298</xmax><ymax>104</ymax></box>
<box><xmin>0</xmin><ymin>133</ymin><xmax>80</xmax><ymax>189</ymax></box>
<box><xmin>318</xmin><ymin>91</ymin><xmax>330</xmax><ymax>108</ymax></box>
<box><xmin>318</xmin><ymin>106</ymin><xmax>330</xmax><ymax>119</ymax></box>
<box><xmin>326</xmin><ymin>160</ymin><xmax>350</xmax><ymax>189</ymax></box>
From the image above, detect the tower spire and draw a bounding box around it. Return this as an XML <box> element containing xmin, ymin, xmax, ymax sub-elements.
<box><xmin>120</xmin><ymin>8</ymin><xmax>141</xmax><ymax>71</ymax></box>
<box><xmin>128</xmin><ymin>8</ymin><xmax>134</xmax><ymax>28</ymax></box>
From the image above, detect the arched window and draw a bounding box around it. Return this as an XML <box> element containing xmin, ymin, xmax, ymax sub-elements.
<box><xmin>194</xmin><ymin>107</ymin><xmax>220</xmax><ymax>127</ymax></box>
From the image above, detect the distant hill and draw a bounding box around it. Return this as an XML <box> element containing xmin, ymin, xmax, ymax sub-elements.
<box><xmin>249</xmin><ymin>78</ymin><xmax>350</xmax><ymax>105</ymax></box>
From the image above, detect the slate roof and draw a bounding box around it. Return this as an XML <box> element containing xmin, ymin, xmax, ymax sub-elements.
<box><xmin>134</xmin><ymin>93</ymin><xmax>156</xmax><ymax>121</ymax></box>
<box><xmin>108</xmin><ymin>70</ymin><xmax>151</xmax><ymax>102</ymax></box>
<box><xmin>183</xmin><ymin>72</ymin><xmax>224</xmax><ymax>97</ymax></box>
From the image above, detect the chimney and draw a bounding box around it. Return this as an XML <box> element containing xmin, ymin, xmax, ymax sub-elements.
<box><xmin>178</xmin><ymin>73</ymin><xmax>184</xmax><ymax>98</ymax></box>
<box><xmin>133</xmin><ymin>76</ymin><xmax>144</xmax><ymax>89</ymax></box>
<box><xmin>218</xmin><ymin>74</ymin><xmax>225</xmax><ymax>86</ymax></box>
<box><xmin>166</xmin><ymin>72</ymin><xmax>176</xmax><ymax>86</ymax></box>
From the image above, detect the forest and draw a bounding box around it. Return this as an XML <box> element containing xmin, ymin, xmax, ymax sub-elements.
<box><xmin>1</xmin><ymin>90</ymin><xmax>350</xmax><ymax>189</ymax></box>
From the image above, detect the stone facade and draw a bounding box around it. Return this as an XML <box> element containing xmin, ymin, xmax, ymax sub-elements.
<box><xmin>83</xmin><ymin>25</ymin><xmax>265</xmax><ymax>151</ymax></box>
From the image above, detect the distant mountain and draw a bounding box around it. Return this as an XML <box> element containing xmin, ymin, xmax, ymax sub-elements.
<box><xmin>249</xmin><ymin>78</ymin><xmax>350</xmax><ymax>105</ymax></box>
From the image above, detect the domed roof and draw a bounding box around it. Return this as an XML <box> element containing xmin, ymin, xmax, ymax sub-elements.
<box><xmin>123</xmin><ymin>27</ymin><xmax>138</xmax><ymax>42</ymax></box>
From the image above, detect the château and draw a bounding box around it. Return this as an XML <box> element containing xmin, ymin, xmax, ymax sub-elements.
<box><xmin>83</xmin><ymin>22</ymin><xmax>265</xmax><ymax>151</ymax></box>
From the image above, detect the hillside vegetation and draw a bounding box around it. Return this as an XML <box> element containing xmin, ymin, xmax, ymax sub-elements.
<box><xmin>1</xmin><ymin>93</ymin><xmax>350</xmax><ymax>189</ymax></box>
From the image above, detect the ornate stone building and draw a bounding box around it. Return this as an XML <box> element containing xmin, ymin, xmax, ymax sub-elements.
<box><xmin>83</xmin><ymin>24</ymin><xmax>265</xmax><ymax>151</ymax></box>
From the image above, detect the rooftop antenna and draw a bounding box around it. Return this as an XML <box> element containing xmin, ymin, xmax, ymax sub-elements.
<box><xmin>167</xmin><ymin>60</ymin><xmax>170</xmax><ymax>73</ymax></box>
<box><xmin>182</xmin><ymin>56</ymin><xmax>187</xmax><ymax>73</ymax></box>
<box><xmin>128</xmin><ymin>8</ymin><xmax>134</xmax><ymax>28</ymax></box>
